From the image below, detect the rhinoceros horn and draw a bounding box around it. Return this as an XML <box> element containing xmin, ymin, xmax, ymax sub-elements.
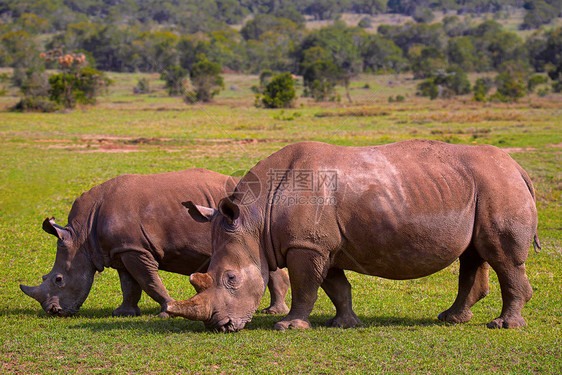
<box><xmin>166</xmin><ymin>293</ymin><xmax>212</xmax><ymax>321</ymax></box>
<box><xmin>20</xmin><ymin>284</ymin><xmax>45</xmax><ymax>303</ymax></box>
<box><xmin>190</xmin><ymin>273</ymin><xmax>213</xmax><ymax>293</ymax></box>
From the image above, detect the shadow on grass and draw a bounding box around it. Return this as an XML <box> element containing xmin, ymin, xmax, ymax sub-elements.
<box><xmin>65</xmin><ymin>312</ymin><xmax>454</xmax><ymax>334</ymax></box>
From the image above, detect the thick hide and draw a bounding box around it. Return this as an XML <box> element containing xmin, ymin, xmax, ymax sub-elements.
<box><xmin>21</xmin><ymin>169</ymin><xmax>290</xmax><ymax>317</ymax></box>
<box><xmin>171</xmin><ymin>140</ymin><xmax>538</xmax><ymax>331</ymax></box>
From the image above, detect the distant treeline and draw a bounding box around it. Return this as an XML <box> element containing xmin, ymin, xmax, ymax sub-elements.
<box><xmin>0</xmin><ymin>0</ymin><xmax>561</xmax><ymax>30</ymax></box>
<box><xmin>0</xmin><ymin>1</ymin><xmax>561</xmax><ymax>88</ymax></box>
<box><xmin>1</xmin><ymin>14</ymin><xmax>560</xmax><ymax>78</ymax></box>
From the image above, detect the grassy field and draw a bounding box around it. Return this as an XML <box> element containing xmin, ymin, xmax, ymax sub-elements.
<box><xmin>0</xmin><ymin>72</ymin><xmax>561</xmax><ymax>373</ymax></box>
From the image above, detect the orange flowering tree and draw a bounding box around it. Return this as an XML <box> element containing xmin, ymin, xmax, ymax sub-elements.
<box><xmin>41</xmin><ymin>49</ymin><xmax>111</xmax><ymax>109</ymax></box>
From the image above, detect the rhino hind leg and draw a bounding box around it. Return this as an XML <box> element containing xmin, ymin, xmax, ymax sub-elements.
<box><xmin>119</xmin><ymin>251</ymin><xmax>174</xmax><ymax>318</ymax></box>
<box><xmin>473</xmin><ymin>227</ymin><xmax>533</xmax><ymax>329</ymax></box>
<box><xmin>485</xmin><ymin>261</ymin><xmax>532</xmax><ymax>329</ymax></box>
<box><xmin>321</xmin><ymin>268</ymin><xmax>362</xmax><ymax>328</ymax></box>
<box><xmin>261</xmin><ymin>268</ymin><xmax>290</xmax><ymax>315</ymax></box>
<box><xmin>113</xmin><ymin>268</ymin><xmax>142</xmax><ymax>317</ymax></box>
<box><xmin>273</xmin><ymin>249</ymin><xmax>328</xmax><ymax>331</ymax></box>
<box><xmin>438</xmin><ymin>246</ymin><xmax>490</xmax><ymax>324</ymax></box>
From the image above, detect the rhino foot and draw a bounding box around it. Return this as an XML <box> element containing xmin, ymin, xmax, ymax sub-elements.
<box><xmin>158</xmin><ymin>311</ymin><xmax>170</xmax><ymax>318</ymax></box>
<box><xmin>260</xmin><ymin>303</ymin><xmax>290</xmax><ymax>315</ymax></box>
<box><xmin>326</xmin><ymin>313</ymin><xmax>363</xmax><ymax>328</ymax></box>
<box><xmin>112</xmin><ymin>305</ymin><xmax>141</xmax><ymax>317</ymax></box>
<box><xmin>487</xmin><ymin>315</ymin><xmax>527</xmax><ymax>329</ymax></box>
<box><xmin>273</xmin><ymin>318</ymin><xmax>311</xmax><ymax>331</ymax></box>
<box><xmin>438</xmin><ymin>308</ymin><xmax>473</xmax><ymax>324</ymax></box>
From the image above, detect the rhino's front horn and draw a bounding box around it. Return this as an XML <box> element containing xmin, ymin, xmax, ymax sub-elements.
<box><xmin>20</xmin><ymin>284</ymin><xmax>45</xmax><ymax>303</ymax></box>
<box><xmin>166</xmin><ymin>293</ymin><xmax>212</xmax><ymax>321</ymax></box>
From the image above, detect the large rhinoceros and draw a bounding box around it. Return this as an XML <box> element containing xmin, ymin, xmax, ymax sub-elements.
<box><xmin>20</xmin><ymin>168</ymin><xmax>289</xmax><ymax>317</ymax></box>
<box><xmin>166</xmin><ymin>140</ymin><xmax>539</xmax><ymax>332</ymax></box>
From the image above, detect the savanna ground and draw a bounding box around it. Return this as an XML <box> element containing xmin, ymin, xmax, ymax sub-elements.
<box><xmin>0</xmin><ymin>72</ymin><xmax>560</xmax><ymax>373</ymax></box>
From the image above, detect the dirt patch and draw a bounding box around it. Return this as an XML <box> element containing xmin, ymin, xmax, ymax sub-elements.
<box><xmin>315</xmin><ymin>108</ymin><xmax>390</xmax><ymax>117</ymax></box>
<box><xmin>407</xmin><ymin>111</ymin><xmax>526</xmax><ymax>124</ymax></box>
<box><xmin>36</xmin><ymin>136</ymin><xmax>289</xmax><ymax>153</ymax></box>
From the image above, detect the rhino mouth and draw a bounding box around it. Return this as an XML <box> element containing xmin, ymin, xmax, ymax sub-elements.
<box><xmin>206</xmin><ymin>313</ymin><xmax>251</xmax><ymax>333</ymax></box>
<box><xmin>42</xmin><ymin>300</ymin><xmax>78</xmax><ymax>317</ymax></box>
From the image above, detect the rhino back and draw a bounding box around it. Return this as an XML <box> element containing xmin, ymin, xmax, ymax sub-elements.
<box><xmin>248</xmin><ymin>140</ymin><xmax>535</xmax><ymax>279</ymax></box>
<box><xmin>76</xmin><ymin>169</ymin><xmax>233</xmax><ymax>274</ymax></box>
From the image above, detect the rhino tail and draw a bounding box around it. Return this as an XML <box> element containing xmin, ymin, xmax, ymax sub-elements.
<box><xmin>533</xmin><ymin>234</ymin><xmax>541</xmax><ymax>254</ymax></box>
<box><xmin>518</xmin><ymin>165</ymin><xmax>541</xmax><ymax>254</ymax></box>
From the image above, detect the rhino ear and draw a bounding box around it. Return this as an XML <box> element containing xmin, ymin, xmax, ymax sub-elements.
<box><xmin>182</xmin><ymin>201</ymin><xmax>217</xmax><ymax>223</ymax></box>
<box><xmin>42</xmin><ymin>217</ymin><xmax>71</xmax><ymax>241</ymax></box>
<box><xmin>218</xmin><ymin>198</ymin><xmax>240</xmax><ymax>225</ymax></box>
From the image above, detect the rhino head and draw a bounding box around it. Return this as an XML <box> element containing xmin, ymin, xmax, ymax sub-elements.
<box><xmin>20</xmin><ymin>218</ymin><xmax>98</xmax><ymax>316</ymax></box>
<box><xmin>166</xmin><ymin>199</ymin><xmax>269</xmax><ymax>332</ymax></box>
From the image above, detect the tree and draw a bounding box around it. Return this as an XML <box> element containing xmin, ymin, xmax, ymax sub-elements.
<box><xmin>361</xmin><ymin>34</ymin><xmax>407</xmax><ymax>73</ymax></box>
<box><xmin>409</xmin><ymin>46</ymin><xmax>447</xmax><ymax>79</ymax></box>
<box><xmin>447</xmin><ymin>37</ymin><xmax>478</xmax><ymax>72</ymax></box>
<box><xmin>416</xmin><ymin>66</ymin><xmax>471</xmax><ymax>100</ymax></box>
<box><xmin>521</xmin><ymin>1</ymin><xmax>557</xmax><ymax>30</ymax></box>
<box><xmin>240</xmin><ymin>14</ymin><xmax>302</xmax><ymax>41</ymax></box>
<box><xmin>295</xmin><ymin>23</ymin><xmax>363</xmax><ymax>102</ymax></box>
<box><xmin>351</xmin><ymin>0</ymin><xmax>387</xmax><ymax>15</ymax></box>
<box><xmin>185</xmin><ymin>56</ymin><xmax>224</xmax><ymax>103</ymax></box>
<box><xmin>161</xmin><ymin>65</ymin><xmax>188</xmax><ymax>96</ymax></box>
<box><xmin>413</xmin><ymin>8</ymin><xmax>435</xmax><ymax>24</ymax></box>
<box><xmin>305</xmin><ymin>0</ymin><xmax>349</xmax><ymax>20</ymax></box>
<box><xmin>473</xmin><ymin>77</ymin><xmax>494</xmax><ymax>101</ymax></box>
<box><xmin>302</xmin><ymin>59</ymin><xmax>340</xmax><ymax>101</ymax></box>
<box><xmin>45</xmin><ymin>52</ymin><xmax>111</xmax><ymax>108</ymax></box>
<box><xmin>259</xmin><ymin>72</ymin><xmax>296</xmax><ymax>108</ymax></box>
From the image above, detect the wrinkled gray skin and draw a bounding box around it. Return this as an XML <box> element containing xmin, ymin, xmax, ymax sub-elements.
<box><xmin>20</xmin><ymin>169</ymin><xmax>289</xmax><ymax>318</ymax></box>
<box><xmin>167</xmin><ymin>140</ymin><xmax>538</xmax><ymax>332</ymax></box>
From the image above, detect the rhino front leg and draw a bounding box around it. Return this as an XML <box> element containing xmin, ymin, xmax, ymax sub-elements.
<box><xmin>113</xmin><ymin>268</ymin><xmax>142</xmax><ymax>317</ymax></box>
<box><xmin>261</xmin><ymin>268</ymin><xmax>290</xmax><ymax>315</ymax></box>
<box><xmin>273</xmin><ymin>249</ymin><xmax>328</xmax><ymax>331</ymax></box>
<box><xmin>438</xmin><ymin>247</ymin><xmax>489</xmax><ymax>324</ymax></box>
<box><xmin>119</xmin><ymin>251</ymin><xmax>174</xmax><ymax>318</ymax></box>
<box><xmin>321</xmin><ymin>268</ymin><xmax>362</xmax><ymax>328</ymax></box>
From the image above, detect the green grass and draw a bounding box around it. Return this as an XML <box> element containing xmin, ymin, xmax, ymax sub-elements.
<box><xmin>1</xmin><ymin>72</ymin><xmax>561</xmax><ymax>373</ymax></box>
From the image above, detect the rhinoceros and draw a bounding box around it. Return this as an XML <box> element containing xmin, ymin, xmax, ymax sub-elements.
<box><xmin>20</xmin><ymin>168</ymin><xmax>289</xmax><ymax>317</ymax></box>
<box><xmin>166</xmin><ymin>140</ymin><xmax>539</xmax><ymax>332</ymax></box>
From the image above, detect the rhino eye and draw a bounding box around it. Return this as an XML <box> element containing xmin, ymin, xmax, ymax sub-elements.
<box><xmin>223</xmin><ymin>271</ymin><xmax>239</xmax><ymax>289</ymax></box>
<box><xmin>54</xmin><ymin>274</ymin><xmax>64</xmax><ymax>287</ymax></box>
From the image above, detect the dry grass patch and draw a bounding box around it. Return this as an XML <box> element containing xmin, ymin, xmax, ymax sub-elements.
<box><xmin>407</xmin><ymin>111</ymin><xmax>527</xmax><ymax>124</ymax></box>
<box><xmin>315</xmin><ymin>107</ymin><xmax>391</xmax><ymax>118</ymax></box>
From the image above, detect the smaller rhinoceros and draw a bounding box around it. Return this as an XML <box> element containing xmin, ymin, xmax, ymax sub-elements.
<box><xmin>20</xmin><ymin>168</ymin><xmax>289</xmax><ymax>317</ymax></box>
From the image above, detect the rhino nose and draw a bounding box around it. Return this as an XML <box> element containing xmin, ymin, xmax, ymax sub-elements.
<box><xmin>48</xmin><ymin>305</ymin><xmax>62</xmax><ymax>315</ymax></box>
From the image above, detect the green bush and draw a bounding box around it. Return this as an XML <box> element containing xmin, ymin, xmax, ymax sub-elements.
<box><xmin>358</xmin><ymin>17</ymin><xmax>373</xmax><ymax>29</ymax></box>
<box><xmin>417</xmin><ymin>67</ymin><xmax>471</xmax><ymax>100</ymax></box>
<box><xmin>495</xmin><ymin>71</ymin><xmax>526</xmax><ymax>101</ymax></box>
<box><xmin>161</xmin><ymin>65</ymin><xmax>188</xmax><ymax>96</ymax></box>
<box><xmin>417</xmin><ymin>79</ymin><xmax>439</xmax><ymax>99</ymax></box>
<box><xmin>527</xmin><ymin>74</ymin><xmax>548</xmax><ymax>92</ymax></box>
<box><xmin>185</xmin><ymin>57</ymin><xmax>224</xmax><ymax>103</ymax></box>
<box><xmin>49</xmin><ymin>67</ymin><xmax>111</xmax><ymax>108</ymax></box>
<box><xmin>259</xmin><ymin>69</ymin><xmax>274</xmax><ymax>88</ymax></box>
<box><xmin>473</xmin><ymin>77</ymin><xmax>494</xmax><ymax>98</ymax></box>
<box><xmin>302</xmin><ymin>60</ymin><xmax>340</xmax><ymax>102</ymax></box>
<box><xmin>11</xmin><ymin>96</ymin><xmax>61</xmax><ymax>112</ymax></box>
<box><xmin>537</xmin><ymin>87</ymin><xmax>550</xmax><ymax>97</ymax></box>
<box><xmin>134</xmin><ymin>78</ymin><xmax>150</xmax><ymax>94</ymax></box>
<box><xmin>259</xmin><ymin>72</ymin><xmax>296</xmax><ymax>108</ymax></box>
